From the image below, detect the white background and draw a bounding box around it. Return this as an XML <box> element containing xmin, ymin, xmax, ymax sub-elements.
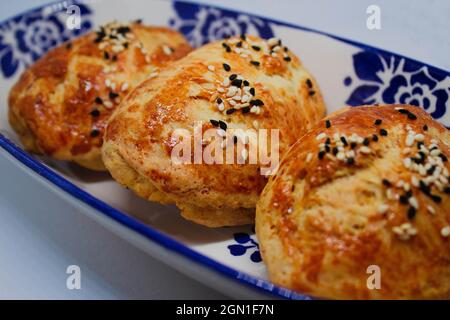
<box><xmin>0</xmin><ymin>0</ymin><xmax>448</xmax><ymax>299</ymax></box>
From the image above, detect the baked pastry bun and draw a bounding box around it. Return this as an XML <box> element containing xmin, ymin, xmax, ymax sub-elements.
<box><xmin>256</xmin><ymin>104</ymin><xmax>450</xmax><ymax>299</ymax></box>
<box><xmin>102</xmin><ymin>35</ymin><xmax>326</xmax><ymax>227</ymax></box>
<box><xmin>9</xmin><ymin>21</ymin><xmax>192</xmax><ymax>170</ymax></box>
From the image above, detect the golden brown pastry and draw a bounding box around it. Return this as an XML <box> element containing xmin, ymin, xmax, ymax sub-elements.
<box><xmin>256</xmin><ymin>104</ymin><xmax>450</xmax><ymax>299</ymax></box>
<box><xmin>8</xmin><ymin>21</ymin><xmax>192</xmax><ymax>170</ymax></box>
<box><xmin>102</xmin><ymin>35</ymin><xmax>326</xmax><ymax>227</ymax></box>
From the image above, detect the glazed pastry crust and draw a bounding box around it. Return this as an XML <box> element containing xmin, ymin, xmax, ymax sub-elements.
<box><xmin>102</xmin><ymin>35</ymin><xmax>326</xmax><ymax>227</ymax></box>
<box><xmin>8</xmin><ymin>23</ymin><xmax>192</xmax><ymax>170</ymax></box>
<box><xmin>256</xmin><ymin>105</ymin><xmax>450</xmax><ymax>299</ymax></box>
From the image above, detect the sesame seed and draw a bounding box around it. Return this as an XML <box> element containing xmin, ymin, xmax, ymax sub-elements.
<box><xmin>441</xmin><ymin>226</ymin><xmax>450</xmax><ymax>237</ymax></box>
<box><xmin>306</xmin><ymin>153</ymin><xmax>313</xmax><ymax>163</ymax></box>
<box><xmin>360</xmin><ymin>146</ymin><xmax>371</xmax><ymax>154</ymax></box>
<box><xmin>316</xmin><ymin>133</ymin><xmax>327</xmax><ymax>141</ymax></box>
<box><xmin>378</xmin><ymin>204</ymin><xmax>389</xmax><ymax>214</ymax></box>
<box><xmin>208</xmin><ymin>65</ymin><xmax>215</xmax><ymax>71</ymax></box>
<box><xmin>408</xmin><ymin>196</ymin><xmax>419</xmax><ymax>209</ymax></box>
<box><xmin>103</xmin><ymin>101</ymin><xmax>113</xmax><ymax>109</ymax></box>
<box><xmin>162</xmin><ymin>45</ymin><xmax>173</xmax><ymax>55</ymax></box>
<box><xmin>121</xmin><ymin>82</ymin><xmax>129</xmax><ymax>92</ymax></box>
<box><xmin>427</xmin><ymin>205</ymin><xmax>435</xmax><ymax>215</ymax></box>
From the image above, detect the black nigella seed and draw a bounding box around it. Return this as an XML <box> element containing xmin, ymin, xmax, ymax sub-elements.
<box><xmin>419</xmin><ymin>180</ymin><xmax>431</xmax><ymax>195</ymax></box>
<box><xmin>216</xmin><ymin>97</ymin><xmax>223</xmax><ymax>104</ymax></box>
<box><xmin>408</xmin><ymin>112</ymin><xmax>417</xmax><ymax>120</ymax></box>
<box><xmin>90</xmin><ymin>129</ymin><xmax>100</xmax><ymax>137</ymax></box>
<box><xmin>249</xmin><ymin>88</ymin><xmax>256</xmax><ymax>96</ymax></box>
<box><xmin>332</xmin><ymin>147</ymin><xmax>339</xmax><ymax>155</ymax></box>
<box><xmin>380</xmin><ymin>129</ymin><xmax>388</xmax><ymax>136</ymax></box>
<box><xmin>444</xmin><ymin>186</ymin><xmax>450</xmax><ymax>194</ymax></box>
<box><xmin>229</xmin><ymin>74</ymin><xmax>237</xmax><ymax>81</ymax></box>
<box><xmin>109</xmin><ymin>92</ymin><xmax>119</xmax><ymax>100</ymax></box>
<box><xmin>210</xmin><ymin>119</ymin><xmax>219</xmax><ymax>127</ymax></box>
<box><xmin>318</xmin><ymin>151</ymin><xmax>326</xmax><ymax>159</ymax></box>
<box><xmin>218</xmin><ymin>120</ymin><xmax>227</xmax><ymax>131</ymax></box>
<box><xmin>382</xmin><ymin>179</ymin><xmax>391</xmax><ymax>187</ymax></box>
<box><xmin>325</xmin><ymin>137</ymin><xmax>331</xmax><ymax>145</ymax></box>
<box><xmin>439</xmin><ymin>153</ymin><xmax>448</xmax><ymax>162</ymax></box>
<box><xmin>117</xmin><ymin>26</ymin><xmax>131</xmax><ymax>34</ymax></box>
<box><xmin>95</xmin><ymin>97</ymin><xmax>103</xmax><ymax>104</ymax></box>
<box><xmin>350</xmin><ymin>142</ymin><xmax>357</xmax><ymax>149</ymax></box>
<box><xmin>399</xmin><ymin>195</ymin><xmax>409</xmax><ymax>205</ymax></box>
<box><xmin>398</xmin><ymin>109</ymin><xmax>409</xmax><ymax>114</ymax></box>
<box><xmin>104</xmin><ymin>51</ymin><xmax>110</xmax><ymax>60</ymax></box>
<box><xmin>66</xmin><ymin>42</ymin><xmax>72</xmax><ymax>50</ymax></box>
<box><xmin>283</xmin><ymin>56</ymin><xmax>291</xmax><ymax>62</ymax></box>
<box><xmin>231</xmin><ymin>79</ymin><xmax>243</xmax><ymax>88</ymax></box>
<box><xmin>112</xmin><ymin>55</ymin><xmax>118</xmax><ymax>62</ymax></box>
<box><xmin>308</xmin><ymin>90</ymin><xmax>315</xmax><ymax>96</ymax></box>
<box><xmin>233</xmin><ymin>136</ymin><xmax>238</xmax><ymax>144</ymax></box>
<box><xmin>241</xmin><ymin>106</ymin><xmax>250</xmax><ymax>114</ymax></box>
<box><xmin>407</xmin><ymin>207</ymin><xmax>416</xmax><ymax>220</ymax></box>
<box><xmin>417</xmin><ymin>141</ymin><xmax>424</xmax><ymax>149</ymax></box>
<box><xmin>226</xmin><ymin>108</ymin><xmax>236</xmax><ymax>115</ymax></box>
<box><xmin>325</xmin><ymin>120</ymin><xmax>331</xmax><ymax>128</ymax></box>
<box><xmin>223</xmin><ymin>63</ymin><xmax>231</xmax><ymax>71</ymax></box>
<box><xmin>251</xmin><ymin>45</ymin><xmax>260</xmax><ymax>51</ymax></box>
<box><xmin>427</xmin><ymin>165</ymin><xmax>436</xmax><ymax>175</ymax></box>
<box><xmin>243</xmin><ymin>80</ymin><xmax>250</xmax><ymax>87</ymax></box>
<box><xmin>123</xmin><ymin>42</ymin><xmax>129</xmax><ymax>49</ymax></box>
<box><xmin>431</xmin><ymin>194</ymin><xmax>442</xmax><ymax>203</ymax></box>
<box><xmin>405</xmin><ymin>190</ymin><xmax>413</xmax><ymax>198</ymax></box>
<box><xmin>250</xmin><ymin>99</ymin><xmax>264</xmax><ymax>106</ymax></box>
<box><xmin>240</xmin><ymin>34</ymin><xmax>246</xmax><ymax>41</ymax></box>
<box><xmin>374</xmin><ymin>119</ymin><xmax>382</xmax><ymax>125</ymax></box>
<box><xmin>134</xmin><ymin>19</ymin><xmax>143</xmax><ymax>24</ymax></box>
<box><xmin>346</xmin><ymin>157</ymin><xmax>355</xmax><ymax>165</ymax></box>
<box><xmin>325</xmin><ymin>145</ymin><xmax>331</xmax><ymax>153</ymax></box>
<box><xmin>363</xmin><ymin>138</ymin><xmax>370</xmax><ymax>146</ymax></box>
<box><xmin>340</xmin><ymin>136</ymin><xmax>348</xmax><ymax>146</ymax></box>
<box><xmin>423</xmin><ymin>124</ymin><xmax>428</xmax><ymax>131</ymax></box>
<box><xmin>306</xmin><ymin>79</ymin><xmax>313</xmax><ymax>88</ymax></box>
<box><xmin>236</xmin><ymin>41</ymin><xmax>242</xmax><ymax>48</ymax></box>
<box><xmin>372</xmin><ymin>134</ymin><xmax>379</xmax><ymax>142</ymax></box>
<box><xmin>90</xmin><ymin>109</ymin><xmax>100</xmax><ymax>117</ymax></box>
<box><xmin>250</xmin><ymin>61</ymin><xmax>260</xmax><ymax>67</ymax></box>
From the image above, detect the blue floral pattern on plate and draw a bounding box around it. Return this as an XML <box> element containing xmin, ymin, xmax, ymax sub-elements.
<box><xmin>0</xmin><ymin>1</ymin><xmax>92</xmax><ymax>78</ymax></box>
<box><xmin>227</xmin><ymin>231</ymin><xmax>262</xmax><ymax>263</ymax></box>
<box><xmin>345</xmin><ymin>50</ymin><xmax>450</xmax><ymax>127</ymax></box>
<box><xmin>169</xmin><ymin>1</ymin><xmax>274</xmax><ymax>47</ymax></box>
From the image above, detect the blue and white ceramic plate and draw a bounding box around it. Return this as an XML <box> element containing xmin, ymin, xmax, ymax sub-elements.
<box><xmin>0</xmin><ymin>0</ymin><xmax>448</xmax><ymax>300</ymax></box>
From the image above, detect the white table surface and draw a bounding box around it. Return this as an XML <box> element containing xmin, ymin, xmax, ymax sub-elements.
<box><xmin>0</xmin><ymin>0</ymin><xmax>448</xmax><ymax>299</ymax></box>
